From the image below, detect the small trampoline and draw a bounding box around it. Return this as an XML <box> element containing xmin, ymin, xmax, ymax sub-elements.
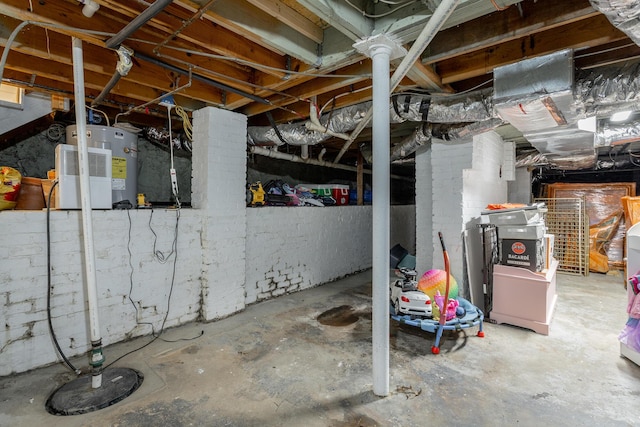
<box><xmin>390</xmin><ymin>231</ymin><xmax>485</xmax><ymax>354</ymax></box>
<box><xmin>391</xmin><ymin>296</ymin><xmax>484</xmax><ymax>354</ymax></box>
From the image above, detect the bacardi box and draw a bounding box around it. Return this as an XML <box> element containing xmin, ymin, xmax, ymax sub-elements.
<box><xmin>500</xmin><ymin>238</ymin><xmax>545</xmax><ymax>272</ymax></box>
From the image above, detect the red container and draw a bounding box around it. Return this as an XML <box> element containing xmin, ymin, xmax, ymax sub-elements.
<box><xmin>331</xmin><ymin>185</ymin><xmax>349</xmax><ymax>206</ymax></box>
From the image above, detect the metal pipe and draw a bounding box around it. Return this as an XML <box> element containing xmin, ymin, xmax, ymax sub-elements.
<box><xmin>333</xmin><ymin>0</ymin><xmax>461</xmax><ymax>164</ymax></box>
<box><xmin>72</xmin><ymin>37</ymin><xmax>104</xmax><ymax>389</ymax></box>
<box><xmin>91</xmin><ymin>71</ymin><xmax>121</xmax><ymax>107</ymax></box>
<box><xmin>300</xmin><ymin>144</ymin><xmax>309</xmax><ymax>160</ymax></box>
<box><xmin>135</xmin><ymin>52</ymin><xmax>270</xmax><ymax>105</ymax></box>
<box><xmin>105</xmin><ymin>0</ymin><xmax>174</xmax><ymax>49</ymax></box>
<box><xmin>250</xmin><ymin>145</ymin><xmax>363</xmax><ymax>173</ymax></box>
<box><xmin>91</xmin><ymin>46</ymin><xmax>134</xmax><ymax>107</ymax></box>
<box><xmin>249</xmin><ymin>146</ymin><xmax>412</xmax><ymax>181</ymax></box>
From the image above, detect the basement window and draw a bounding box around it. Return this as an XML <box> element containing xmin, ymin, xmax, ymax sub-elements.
<box><xmin>0</xmin><ymin>83</ymin><xmax>24</xmax><ymax>109</ymax></box>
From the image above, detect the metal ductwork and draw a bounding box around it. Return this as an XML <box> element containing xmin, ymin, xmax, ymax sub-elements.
<box><xmin>391</xmin><ymin>89</ymin><xmax>495</xmax><ymax>124</ymax></box>
<box><xmin>248</xmin><ymin>90</ymin><xmax>499</xmax><ymax>160</ymax></box>
<box><xmin>597</xmin><ymin>119</ymin><xmax>640</xmax><ymax>146</ymax></box>
<box><xmin>249</xmin><ymin>49</ymin><xmax>640</xmax><ymax>169</ymax></box>
<box><xmin>248</xmin><ymin>102</ymin><xmax>405</xmax><ymax>147</ymax></box>
<box><xmin>575</xmin><ymin>61</ymin><xmax>640</xmax><ymax>118</ymax></box>
<box><xmin>492</xmin><ymin>49</ymin><xmax>598</xmax><ymax>170</ymax></box>
<box><xmin>590</xmin><ymin>0</ymin><xmax>640</xmax><ymax>46</ymax></box>
<box><xmin>493</xmin><ymin>49</ymin><xmax>581</xmax><ymax>132</ymax></box>
<box><xmin>389</xmin><ymin>125</ymin><xmax>431</xmax><ymax>162</ymax></box>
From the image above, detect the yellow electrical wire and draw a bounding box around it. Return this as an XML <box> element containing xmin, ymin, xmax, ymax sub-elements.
<box><xmin>175</xmin><ymin>105</ymin><xmax>192</xmax><ymax>141</ymax></box>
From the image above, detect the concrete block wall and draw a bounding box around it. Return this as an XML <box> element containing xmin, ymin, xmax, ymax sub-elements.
<box><xmin>192</xmin><ymin>107</ymin><xmax>247</xmax><ymax>321</ymax></box>
<box><xmin>508</xmin><ymin>167</ymin><xmax>532</xmax><ymax>204</ymax></box>
<box><xmin>417</xmin><ymin>131</ymin><xmax>508</xmax><ymax>281</ymax></box>
<box><xmin>415</xmin><ymin>145</ymin><xmax>433</xmax><ymax>277</ymax></box>
<box><xmin>0</xmin><ymin>209</ymin><xmax>202</xmax><ymax>376</ymax></box>
<box><xmin>245</xmin><ymin>205</ymin><xmax>415</xmax><ymax>304</ymax></box>
<box><xmin>430</xmin><ymin>142</ymin><xmax>474</xmax><ymax>276</ymax></box>
<box><xmin>463</xmin><ymin>132</ymin><xmax>509</xmax><ymax>223</ymax></box>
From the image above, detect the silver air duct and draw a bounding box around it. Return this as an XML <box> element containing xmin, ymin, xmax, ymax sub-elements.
<box><xmin>590</xmin><ymin>0</ymin><xmax>640</xmax><ymax>46</ymax></box>
<box><xmin>247</xmin><ymin>48</ymin><xmax>640</xmax><ymax>169</ymax></box>
<box><xmin>390</xmin><ymin>125</ymin><xmax>431</xmax><ymax>162</ymax></box>
<box><xmin>575</xmin><ymin>61</ymin><xmax>640</xmax><ymax>117</ymax></box>
<box><xmin>248</xmin><ymin>102</ymin><xmax>406</xmax><ymax>146</ymax></box>
<box><xmin>598</xmin><ymin>119</ymin><xmax>640</xmax><ymax>146</ymax></box>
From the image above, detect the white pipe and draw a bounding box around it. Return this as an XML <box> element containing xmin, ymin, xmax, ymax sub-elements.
<box><xmin>370</xmin><ymin>41</ymin><xmax>393</xmax><ymax>397</ymax></box>
<box><xmin>72</xmin><ymin>37</ymin><xmax>104</xmax><ymax>389</ymax></box>
<box><xmin>333</xmin><ymin>0</ymin><xmax>461</xmax><ymax>164</ymax></box>
<box><xmin>249</xmin><ymin>145</ymin><xmax>411</xmax><ymax>181</ymax></box>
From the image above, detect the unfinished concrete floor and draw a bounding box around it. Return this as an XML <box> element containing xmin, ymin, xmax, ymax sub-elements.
<box><xmin>1</xmin><ymin>270</ymin><xmax>639</xmax><ymax>426</ymax></box>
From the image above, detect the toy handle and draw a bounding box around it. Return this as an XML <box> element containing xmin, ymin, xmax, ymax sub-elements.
<box><xmin>438</xmin><ymin>231</ymin><xmax>447</xmax><ymax>252</ymax></box>
<box><xmin>438</xmin><ymin>231</ymin><xmax>451</xmax><ymax>327</ymax></box>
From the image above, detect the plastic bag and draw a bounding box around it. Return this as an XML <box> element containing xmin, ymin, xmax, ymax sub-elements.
<box><xmin>0</xmin><ymin>166</ymin><xmax>21</xmax><ymax>210</ymax></box>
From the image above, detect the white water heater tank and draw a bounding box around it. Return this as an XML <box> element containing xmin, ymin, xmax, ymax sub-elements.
<box><xmin>66</xmin><ymin>124</ymin><xmax>138</xmax><ymax>207</ymax></box>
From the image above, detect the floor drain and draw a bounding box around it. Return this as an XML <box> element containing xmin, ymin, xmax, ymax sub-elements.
<box><xmin>317</xmin><ymin>305</ymin><xmax>359</xmax><ymax>326</ymax></box>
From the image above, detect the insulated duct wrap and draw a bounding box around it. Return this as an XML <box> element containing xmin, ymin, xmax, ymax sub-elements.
<box><xmin>597</xmin><ymin>119</ymin><xmax>640</xmax><ymax>146</ymax></box>
<box><xmin>428</xmin><ymin>89</ymin><xmax>494</xmax><ymax>123</ymax></box>
<box><xmin>524</xmin><ymin>124</ymin><xmax>597</xmax><ymax>170</ymax></box>
<box><xmin>576</xmin><ymin>61</ymin><xmax>640</xmax><ymax>117</ymax></box>
<box><xmin>493</xmin><ymin>49</ymin><xmax>581</xmax><ymax>133</ymax></box>
<box><xmin>390</xmin><ymin>89</ymin><xmax>495</xmax><ymax>123</ymax></box>
<box><xmin>247</xmin><ymin>102</ymin><xmax>406</xmax><ymax>146</ymax></box>
<box><xmin>590</xmin><ymin>0</ymin><xmax>640</xmax><ymax>46</ymax></box>
<box><xmin>247</xmin><ymin>121</ymin><xmax>330</xmax><ymax>146</ymax></box>
<box><xmin>247</xmin><ymin>51</ymin><xmax>640</xmax><ymax>167</ymax></box>
<box><xmin>390</xmin><ymin>125</ymin><xmax>431</xmax><ymax>162</ymax></box>
<box><xmin>432</xmin><ymin>118</ymin><xmax>503</xmax><ymax>142</ymax></box>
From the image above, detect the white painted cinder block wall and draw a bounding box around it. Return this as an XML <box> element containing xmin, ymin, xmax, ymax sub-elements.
<box><xmin>416</xmin><ymin>131</ymin><xmax>508</xmax><ymax>282</ymax></box>
<box><xmin>245</xmin><ymin>204</ymin><xmax>415</xmax><ymax>304</ymax></box>
<box><xmin>0</xmin><ymin>106</ymin><xmax>415</xmax><ymax>375</ymax></box>
<box><xmin>0</xmin><ymin>209</ymin><xmax>203</xmax><ymax>376</ymax></box>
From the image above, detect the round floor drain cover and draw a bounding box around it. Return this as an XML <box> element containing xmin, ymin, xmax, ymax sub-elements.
<box><xmin>46</xmin><ymin>367</ymin><xmax>143</xmax><ymax>415</ymax></box>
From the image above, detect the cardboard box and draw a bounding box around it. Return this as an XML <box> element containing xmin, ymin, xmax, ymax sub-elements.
<box><xmin>500</xmin><ymin>238</ymin><xmax>545</xmax><ymax>272</ymax></box>
<box><xmin>483</xmin><ymin>208</ymin><xmax>541</xmax><ymax>226</ymax></box>
<box><xmin>544</xmin><ymin>233</ymin><xmax>555</xmax><ymax>270</ymax></box>
<box><xmin>499</xmin><ymin>222</ymin><xmax>546</xmax><ymax>240</ymax></box>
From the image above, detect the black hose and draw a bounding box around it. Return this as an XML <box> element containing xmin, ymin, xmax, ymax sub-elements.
<box><xmin>46</xmin><ymin>180</ymin><xmax>81</xmax><ymax>375</ymax></box>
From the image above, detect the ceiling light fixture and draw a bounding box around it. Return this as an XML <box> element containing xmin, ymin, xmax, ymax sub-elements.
<box><xmin>610</xmin><ymin>110</ymin><xmax>633</xmax><ymax>123</ymax></box>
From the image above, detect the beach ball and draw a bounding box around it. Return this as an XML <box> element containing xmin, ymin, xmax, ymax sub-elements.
<box><xmin>418</xmin><ymin>269</ymin><xmax>458</xmax><ymax>300</ymax></box>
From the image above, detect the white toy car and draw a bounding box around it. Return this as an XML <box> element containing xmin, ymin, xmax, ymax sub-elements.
<box><xmin>390</xmin><ymin>268</ymin><xmax>432</xmax><ymax>318</ymax></box>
